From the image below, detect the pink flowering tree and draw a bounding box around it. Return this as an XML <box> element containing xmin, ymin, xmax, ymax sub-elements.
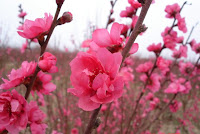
<box><xmin>1</xmin><ymin>0</ymin><xmax>200</xmax><ymax>134</ymax></box>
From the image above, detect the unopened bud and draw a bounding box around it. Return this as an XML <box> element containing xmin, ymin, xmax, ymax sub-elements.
<box><xmin>110</xmin><ymin>9</ymin><xmax>114</xmax><ymax>14</ymax></box>
<box><xmin>108</xmin><ymin>18</ymin><xmax>115</xmax><ymax>25</ymax></box>
<box><xmin>57</xmin><ymin>12</ymin><xmax>73</xmax><ymax>25</ymax></box>
<box><xmin>56</xmin><ymin>0</ymin><xmax>64</xmax><ymax>7</ymax></box>
<box><xmin>138</xmin><ymin>0</ymin><xmax>145</xmax><ymax>4</ymax></box>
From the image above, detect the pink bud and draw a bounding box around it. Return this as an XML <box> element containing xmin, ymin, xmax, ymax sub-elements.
<box><xmin>56</xmin><ymin>0</ymin><xmax>64</xmax><ymax>7</ymax></box>
<box><xmin>38</xmin><ymin>52</ymin><xmax>58</xmax><ymax>73</ymax></box>
<box><xmin>57</xmin><ymin>12</ymin><xmax>73</xmax><ymax>25</ymax></box>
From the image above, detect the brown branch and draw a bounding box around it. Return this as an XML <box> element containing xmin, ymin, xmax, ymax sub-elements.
<box><xmin>84</xmin><ymin>105</ymin><xmax>102</xmax><ymax>134</ymax></box>
<box><xmin>121</xmin><ymin>0</ymin><xmax>153</xmax><ymax>64</ymax></box>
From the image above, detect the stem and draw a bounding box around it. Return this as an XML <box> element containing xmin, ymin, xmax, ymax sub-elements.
<box><xmin>40</xmin><ymin>6</ymin><xmax>61</xmax><ymax>55</ymax></box>
<box><xmin>84</xmin><ymin>105</ymin><xmax>102</xmax><ymax>134</ymax></box>
<box><xmin>101</xmin><ymin>103</ymin><xmax>112</xmax><ymax>134</ymax></box>
<box><xmin>121</xmin><ymin>0</ymin><xmax>153</xmax><ymax>64</ymax></box>
<box><xmin>105</xmin><ymin>0</ymin><xmax>118</xmax><ymax>29</ymax></box>
<box><xmin>24</xmin><ymin>66</ymin><xmax>40</xmax><ymax>99</ymax></box>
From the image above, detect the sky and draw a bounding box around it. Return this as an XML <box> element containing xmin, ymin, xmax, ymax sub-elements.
<box><xmin>0</xmin><ymin>0</ymin><xmax>200</xmax><ymax>60</ymax></box>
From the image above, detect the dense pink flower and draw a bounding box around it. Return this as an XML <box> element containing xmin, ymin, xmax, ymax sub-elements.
<box><xmin>92</xmin><ymin>22</ymin><xmax>123</xmax><ymax>47</ymax></box>
<box><xmin>192</xmin><ymin>42</ymin><xmax>200</xmax><ymax>54</ymax></box>
<box><xmin>75</xmin><ymin>117</ymin><xmax>82</xmax><ymax>127</ymax></box>
<box><xmin>71</xmin><ymin>128</ymin><xmax>78</xmax><ymax>134</ymax></box>
<box><xmin>18</xmin><ymin>12</ymin><xmax>27</xmax><ymax>18</ymax></box>
<box><xmin>30</xmin><ymin>123</ymin><xmax>47</xmax><ymax>134</ymax></box>
<box><xmin>164</xmin><ymin>78</ymin><xmax>189</xmax><ymax>94</ymax></box>
<box><xmin>165</xmin><ymin>3</ymin><xmax>180</xmax><ymax>18</ymax></box>
<box><xmin>149</xmin><ymin>97</ymin><xmax>160</xmax><ymax>111</ymax></box>
<box><xmin>0</xmin><ymin>61</ymin><xmax>36</xmax><ymax>90</ymax></box>
<box><xmin>140</xmin><ymin>73</ymin><xmax>161</xmax><ymax>92</ymax></box>
<box><xmin>161</xmin><ymin>27</ymin><xmax>178</xmax><ymax>50</ymax></box>
<box><xmin>179</xmin><ymin>61</ymin><xmax>194</xmax><ymax>76</ymax></box>
<box><xmin>172</xmin><ymin>45</ymin><xmax>187</xmax><ymax>58</ymax></box>
<box><xmin>128</xmin><ymin>0</ymin><xmax>142</xmax><ymax>9</ymax></box>
<box><xmin>119</xmin><ymin>67</ymin><xmax>134</xmax><ymax>89</ymax></box>
<box><xmin>176</xmin><ymin>14</ymin><xmax>187</xmax><ymax>33</ymax></box>
<box><xmin>169</xmin><ymin>100</ymin><xmax>182</xmax><ymax>112</ymax></box>
<box><xmin>28</xmin><ymin>101</ymin><xmax>47</xmax><ymax>134</ymax></box>
<box><xmin>136</xmin><ymin>61</ymin><xmax>153</xmax><ymax>73</ymax></box>
<box><xmin>38</xmin><ymin>52</ymin><xmax>58</xmax><ymax>73</ymax></box>
<box><xmin>156</xmin><ymin>56</ymin><xmax>172</xmax><ymax>75</ymax></box>
<box><xmin>121</xmin><ymin>24</ymin><xmax>129</xmax><ymax>37</ymax></box>
<box><xmin>147</xmin><ymin>43</ymin><xmax>162</xmax><ymax>54</ymax></box>
<box><xmin>120</xmin><ymin>6</ymin><xmax>136</xmax><ymax>18</ymax></box>
<box><xmin>0</xmin><ymin>90</ymin><xmax>28</xmax><ymax>133</ymax></box>
<box><xmin>68</xmin><ymin>48</ymin><xmax>124</xmax><ymax>111</ymax></box>
<box><xmin>31</xmin><ymin>71</ymin><xmax>56</xmax><ymax>96</ymax></box>
<box><xmin>18</xmin><ymin>13</ymin><xmax>53</xmax><ymax>39</ymax></box>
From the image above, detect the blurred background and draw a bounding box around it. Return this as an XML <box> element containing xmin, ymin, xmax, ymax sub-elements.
<box><xmin>0</xmin><ymin>0</ymin><xmax>200</xmax><ymax>59</ymax></box>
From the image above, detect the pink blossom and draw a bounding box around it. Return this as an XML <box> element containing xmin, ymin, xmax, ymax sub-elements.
<box><xmin>147</xmin><ymin>43</ymin><xmax>162</xmax><ymax>54</ymax></box>
<box><xmin>172</xmin><ymin>45</ymin><xmax>187</xmax><ymax>58</ymax></box>
<box><xmin>140</xmin><ymin>73</ymin><xmax>160</xmax><ymax>92</ymax></box>
<box><xmin>121</xmin><ymin>24</ymin><xmax>129</xmax><ymax>37</ymax></box>
<box><xmin>176</xmin><ymin>13</ymin><xmax>187</xmax><ymax>33</ymax></box>
<box><xmin>0</xmin><ymin>90</ymin><xmax>28</xmax><ymax>133</ymax></box>
<box><xmin>179</xmin><ymin>61</ymin><xmax>194</xmax><ymax>76</ymax></box>
<box><xmin>156</xmin><ymin>56</ymin><xmax>172</xmax><ymax>75</ymax></box>
<box><xmin>18</xmin><ymin>12</ymin><xmax>27</xmax><ymax>18</ymax></box>
<box><xmin>161</xmin><ymin>27</ymin><xmax>178</xmax><ymax>50</ymax></box>
<box><xmin>81</xmin><ymin>39</ymin><xmax>92</xmax><ymax>48</ymax></box>
<box><xmin>145</xmin><ymin>92</ymin><xmax>154</xmax><ymax>100</ymax></box>
<box><xmin>92</xmin><ymin>22</ymin><xmax>123</xmax><ymax>47</ymax></box>
<box><xmin>120</xmin><ymin>6</ymin><xmax>136</xmax><ymax>18</ymax></box>
<box><xmin>68</xmin><ymin>48</ymin><xmax>124</xmax><ymax>111</ymax></box>
<box><xmin>18</xmin><ymin>13</ymin><xmax>53</xmax><ymax>39</ymax></box>
<box><xmin>31</xmin><ymin>71</ymin><xmax>56</xmax><ymax>96</ymax></box>
<box><xmin>71</xmin><ymin>128</ymin><xmax>78</xmax><ymax>134</ymax></box>
<box><xmin>30</xmin><ymin>123</ymin><xmax>47</xmax><ymax>134</ymax></box>
<box><xmin>119</xmin><ymin>67</ymin><xmax>134</xmax><ymax>89</ymax></box>
<box><xmin>189</xmin><ymin>39</ymin><xmax>196</xmax><ymax>47</ymax></box>
<box><xmin>75</xmin><ymin>117</ymin><xmax>82</xmax><ymax>127</ymax></box>
<box><xmin>164</xmin><ymin>78</ymin><xmax>188</xmax><ymax>94</ymax></box>
<box><xmin>169</xmin><ymin>100</ymin><xmax>182</xmax><ymax>112</ymax></box>
<box><xmin>128</xmin><ymin>0</ymin><xmax>142</xmax><ymax>9</ymax></box>
<box><xmin>192</xmin><ymin>42</ymin><xmax>200</xmax><ymax>54</ymax></box>
<box><xmin>136</xmin><ymin>61</ymin><xmax>153</xmax><ymax>73</ymax></box>
<box><xmin>165</xmin><ymin>3</ymin><xmax>180</xmax><ymax>18</ymax></box>
<box><xmin>149</xmin><ymin>97</ymin><xmax>160</xmax><ymax>111</ymax></box>
<box><xmin>0</xmin><ymin>61</ymin><xmax>36</xmax><ymax>90</ymax></box>
<box><xmin>28</xmin><ymin>101</ymin><xmax>47</xmax><ymax>134</ymax></box>
<box><xmin>38</xmin><ymin>52</ymin><xmax>58</xmax><ymax>73</ymax></box>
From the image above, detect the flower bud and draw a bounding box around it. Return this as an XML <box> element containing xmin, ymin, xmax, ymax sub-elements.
<box><xmin>57</xmin><ymin>12</ymin><xmax>73</xmax><ymax>25</ymax></box>
<box><xmin>56</xmin><ymin>0</ymin><xmax>64</xmax><ymax>7</ymax></box>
